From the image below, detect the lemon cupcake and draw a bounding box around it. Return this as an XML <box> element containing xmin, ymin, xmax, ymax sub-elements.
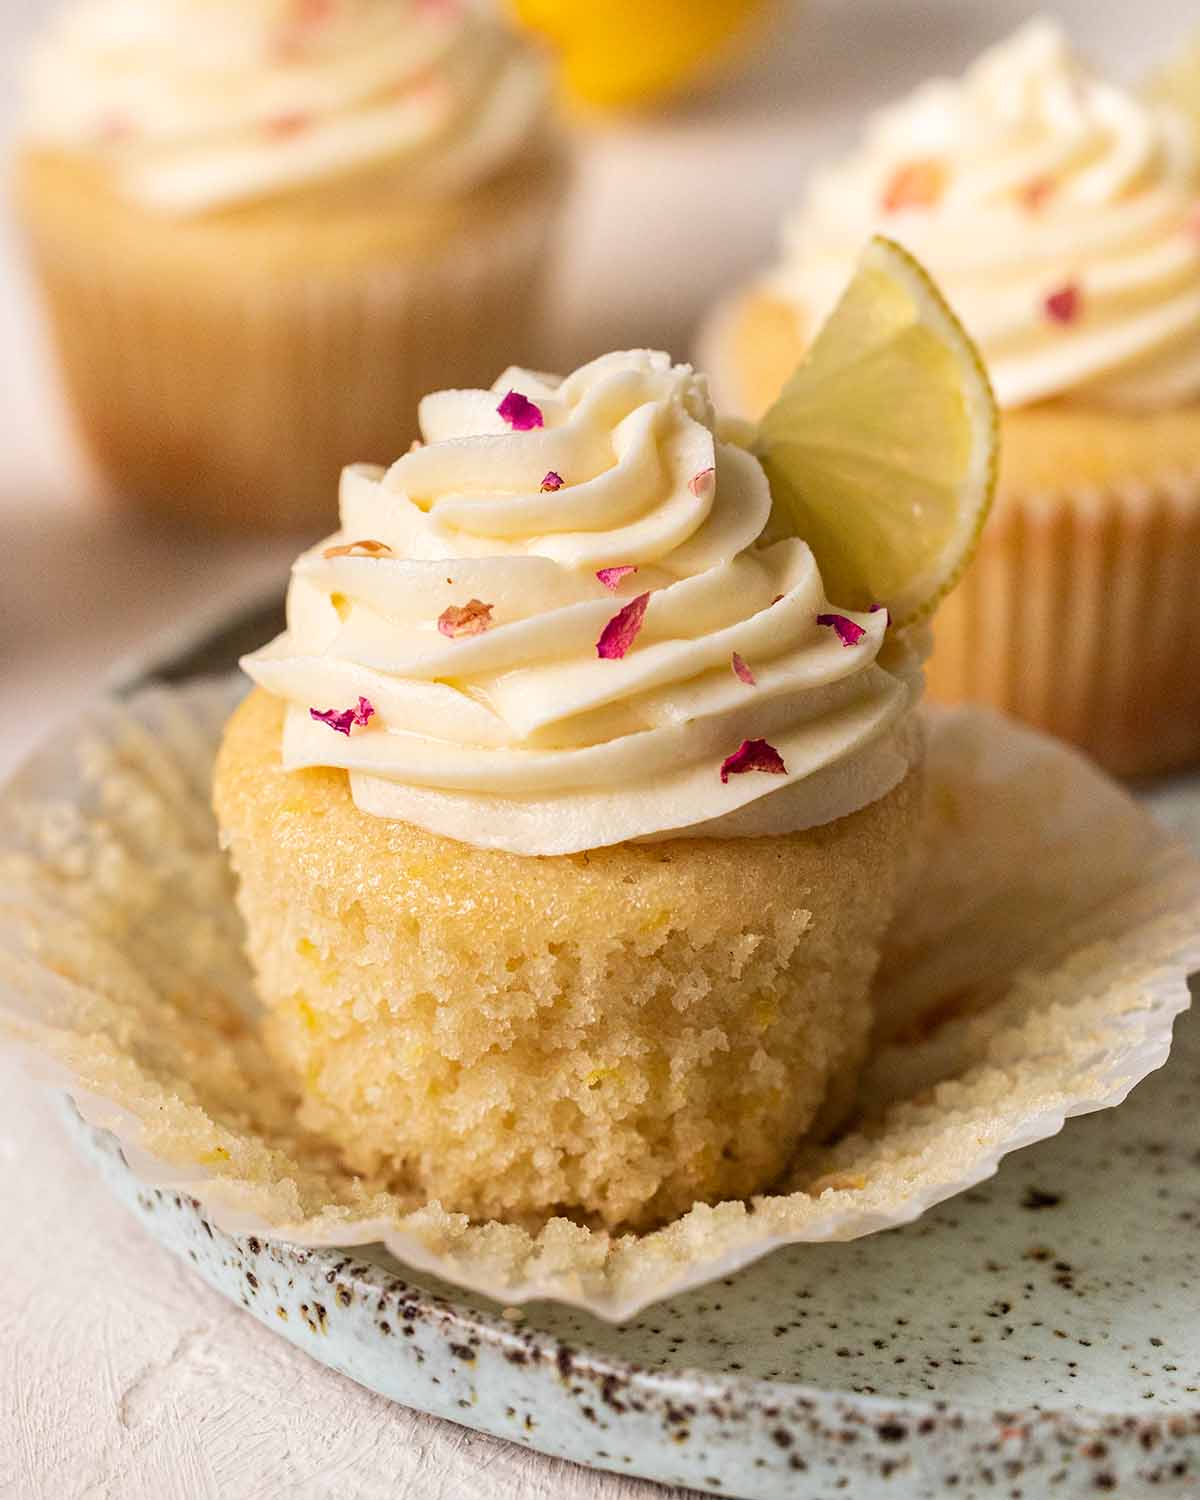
<box><xmin>1149</xmin><ymin>31</ymin><xmax>1200</xmax><ymax>151</ymax></box>
<box><xmin>215</xmin><ymin>241</ymin><xmax>996</xmax><ymax>1232</ymax></box>
<box><xmin>701</xmin><ymin>20</ymin><xmax>1200</xmax><ymax>776</ymax></box>
<box><xmin>15</xmin><ymin>0</ymin><xmax>565</xmax><ymax>531</ymax></box>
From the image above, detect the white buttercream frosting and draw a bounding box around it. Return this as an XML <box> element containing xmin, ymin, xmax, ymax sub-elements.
<box><xmin>770</xmin><ymin>19</ymin><xmax>1200</xmax><ymax>410</ymax></box>
<box><xmin>240</xmin><ymin>350</ymin><xmax>923</xmax><ymax>856</ymax></box>
<box><xmin>23</xmin><ymin>0</ymin><xmax>550</xmax><ymax>215</ymax></box>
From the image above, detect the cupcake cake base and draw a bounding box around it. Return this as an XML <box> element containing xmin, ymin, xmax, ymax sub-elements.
<box><xmin>214</xmin><ymin>688</ymin><xmax>925</xmax><ymax>1232</ymax></box>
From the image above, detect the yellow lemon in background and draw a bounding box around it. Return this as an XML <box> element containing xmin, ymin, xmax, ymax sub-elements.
<box><xmin>512</xmin><ymin>0</ymin><xmax>770</xmax><ymax>110</ymax></box>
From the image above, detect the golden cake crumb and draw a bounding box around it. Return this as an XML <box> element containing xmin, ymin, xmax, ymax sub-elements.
<box><xmin>214</xmin><ymin>690</ymin><xmax>924</xmax><ymax>1231</ymax></box>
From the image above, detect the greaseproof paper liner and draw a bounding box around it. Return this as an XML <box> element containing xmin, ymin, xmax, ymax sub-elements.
<box><xmin>926</xmin><ymin>468</ymin><xmax>1200</xmax><ymax>778</ymax></box>
<box><xmin>17</xmin><ymin>151</ymin><xmax>566</xmax><ymax>531</ymax></box>
<box><xmin>1</xmin><ymin>677</ymin><xmax>1198</xmax><ymax>1321</ymax></box>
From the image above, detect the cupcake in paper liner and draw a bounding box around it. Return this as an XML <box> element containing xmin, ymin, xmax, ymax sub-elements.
<box><xmin>4</xmin><ymin>281</ymin><xmax>1199</xmax><ymax>1318</ymax></box>
<box><xmin>1148</xmin><ymin>28</ymin><xmax>1200</xmax><ymax>155</ymax></box>
<box><xmin>697</xmin><ymin>19</ymin><xmax>1200</xmax><ymax>776</ymax></box>
<box><xmin>13</xmin><ymin>0</ymin><xmax>568</xmax><ymax>532</ymax></box>
<box><xmin>218</xmin><ymin>346</ymin><xmax>931</xmax><ymax>1233</ymax></box>
<box><xmin>1</xmin><ymin>676</ymin><xmax>1197</xmax><ymax>1318</ymax></box>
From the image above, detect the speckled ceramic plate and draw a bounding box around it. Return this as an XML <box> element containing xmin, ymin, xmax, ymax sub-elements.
<box><xmin>56</xmin><ymin>596</ymin><xmax>1200</xmax><ymax>1498</ymax></box>
<box><xmin>67</xmin><ymin>962</ymin><xmax>1200</xmax><ymax>1498</ymax></box>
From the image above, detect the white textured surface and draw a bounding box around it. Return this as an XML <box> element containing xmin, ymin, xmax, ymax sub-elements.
<box><xmin>0</xmin><ymin>1069</ymin><xmax>681</xmax><ymax>1500</ymax></box>
<box><xmin>0</xmin><ymin>1</ymin><xmax>1193</xmax><ymax>1496</ymax></box>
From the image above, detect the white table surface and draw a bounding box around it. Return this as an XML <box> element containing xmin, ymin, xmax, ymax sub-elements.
<box><xmin>0</xmin><ymin>2</ymin><xmax>1192</xmax><ymax>1496</ymax></box>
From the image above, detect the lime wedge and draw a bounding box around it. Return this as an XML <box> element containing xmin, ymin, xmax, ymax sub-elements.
<box><xmin>753</xmin><ymin>235</ymin><xmax>998</xmax><ymax>627</ymax></box>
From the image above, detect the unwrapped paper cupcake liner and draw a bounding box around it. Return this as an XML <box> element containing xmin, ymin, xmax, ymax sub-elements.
<box><xmin>927</xmin><ymin>470</ymin><xmax>1200</xmax><ymax>779</ymax></box>
<box><xmin>18</xmin><ymin>157</ymin><xmax>566</xmax><ymax>532</ymax></box>
<box><xmin>1</xmin><ymin>677</ymin><xmax>1198</xmax><ymax>1321</ymax></box>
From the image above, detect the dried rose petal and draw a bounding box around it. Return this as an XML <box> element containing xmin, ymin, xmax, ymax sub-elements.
<box><xmin>869</xmin><ymin>603</ymin><xmax>891</xmax><ymax>628</ymax></box>
<box><xmin>1044</xmin><ymin>283</ymin><xmax>1081</xmax><ymax>324</ymax></box>
<box><xmin>1019</xmin><ymin>176</ymin><xmax>1055</xmax><ymax>212</ymax></box>
<box><xmin>597</xmin><ymin>592</ymin><xmax>650</xmax><ymax>659</ymax></box>
<box><xmin>882</xmin><ymin>159</ymin><xmax>946</xmax><ymax>213</ymax></box>
<box><xmin>817</xmin><ymin>612</ymin><xmax>867</xmax><ymax>647</ymax></box>
<box><xmin>596</xmin><ymin>565</ymin><xmax>638</xmax><ymax>591</ymax></box>
<box><xmin>266</xmin><ymin>111</ymin><xmax>312</xmax><ymax>138</ymax></box>
<box><xmin>438</xmin><ymin>599</ymin><xmax>493</xmax><ymax>638</ymax></box>
<box><xmin>540</xmin><ymin>471</ymin><xmax>564</xmax><ymax>492</ymax></box>
<box><xmin>688</xmin><ymin>467</ymin><xmax>716</xmax><ymax>498</ymax></box>
<box><xmin>497</xmin><ymin>391</ymin><xmax>543</xmax><ymax>431</ymax></box>
<box><xmin>771</xmin><ymin>594</ymin><xmax>785</xmax><ymax>606</ymax></box>
<box><xmin>310</xmin><ymin>696</ymin><xmax>375</xmax><ymax>736</ymax></box>
<box><xmin>720</xmin><ymin>738</ymin><xmax>787</xmax><ymax>784</ymax></box>
<box><xmin>322</xmin><ymin>538</ymin><xmax>393</xmax><ymax>559</ymax></box>
<box><xmin>731</xmin><ymin>652</ymin><xmax>757</xmax><ymax>686</ymax></box>
<box><xmin>96</xmin><ymin>113</ymin><xmax>136</xmax><ymax>145</ymax></box>
<box><xmin>273</xmin><ymin>0</ymin><xmax>335</xmax><ymax>59</ymax></box>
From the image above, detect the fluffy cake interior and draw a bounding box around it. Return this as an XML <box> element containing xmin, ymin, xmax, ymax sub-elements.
<box><xmin>215</xmin><ymin>689</ymin><xmax>923</xmax><ymax>1232</ymax></box>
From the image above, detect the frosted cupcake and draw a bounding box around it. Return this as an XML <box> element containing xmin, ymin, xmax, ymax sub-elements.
<box><xmin>1149</xmin><ymin>31</ymin><xmax>1200</xmax><ymax>152</ymax></box>
<box><xmin>15</xmin><ymin>0</ymin><xmax>565</xmax><ymax>531</ymax></box>
<box><xmin>701</xmin><ymin>20</ymin><xmax>1200</xmax><ymax>776</ymax></box>
<box><xmin>215</xmin><ymin>231</ymin><xmax>999</xmax><ymax>1231</ymax></box>
<box><xmin>214</xmin><ymin>350</ymin><xmax>928</xmax><ymax>1230</ymax></box>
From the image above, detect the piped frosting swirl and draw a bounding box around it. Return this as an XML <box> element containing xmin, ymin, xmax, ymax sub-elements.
<box><xmin>770</xmin><ymin>19</ymin><xmax>1200</xmax><ymax>410</ymax></box>
<box><xmin>242</xmin><ymin>351</ymin><xmax>922</xmax><ymax>856</ymax></box>
<box><xmin>23</xmin><ymin>0</ymin><xmax>550</xmax><ymax>214</ymax></box>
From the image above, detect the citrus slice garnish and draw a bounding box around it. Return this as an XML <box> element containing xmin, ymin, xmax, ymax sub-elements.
<box><xmin>753</xmin><ymin>235</ymin><xmax>998</xmax><ymax>628</ymax></box>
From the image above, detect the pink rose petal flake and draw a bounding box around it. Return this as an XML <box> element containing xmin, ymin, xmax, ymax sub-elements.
<box><xmin>438</xmin><ymin>599</ymin><xmax>494</xmax><ymax>638</ymax></box>
<box><xmin>731</xmin><ymin>652</ymin><xmax>757</xmax><ymax>686</ymax></box>
<box><xmin>265</xmin><ymin>111</ymin><xmax>313</xmax><ymax>138</ymax></box>
<box><xmin>1044</xmin><ymin>282</ymin><xmax>1082</xmax><ymax>324</ymax></box>
<box><xmin>273</xmin><ymin>0</ymin><xmax>336</xmax><ymax>60</ymax></box>
<box><xmin>881</xmin><ymin>158</ymin><xmax>946</xmax><ymax>213</ymax></box>
<box><xmin>322</xmin><ymin>538</ymin><xmax>392</xmax><ymax>559</ymax></box>
<box><xmin>1019</xmin><ymin>175</ymin><xmax>1055</xmax><ymax>213</ymax></box>
<box><xmin>817</xmin><ymin>612</ymin><xmax>867</xmax><ymax>648</ymax></box>
<box><xmin>597</xmin><ymin>592</ymin><xmax>650</xmax><ymax>659</ymax></box>
<box><xmin>688</xmin><ymin>467</ymin><xmax>716</xmax><ymax>498</ymax></box>
<box><xmin>96</xmin><ymin>113</ymin><xmax>136</xmax><ymax>145</ymax></box>
<box><xmin>720</xmin><ymin>738</ymin><xmax>787</xmax><ymax>784</ymax></box>
<box><xmin>498</xmin><ymin>391</ymin><xmax>543</xmax><ymax>431</ymax></box>
<box><xmin>310</xmin><ymin>696</ymin><xmax>375</xmax><ymax>736</ymax></box>
<box><xmin>596</xmin><ymin>565</ymin><xmax>638</xmax><ymax>591</ymax></box>
<box><xmin>540</xmin><ymin>470</ymin><xmax>564</xmax><ymax>492</ymax></box>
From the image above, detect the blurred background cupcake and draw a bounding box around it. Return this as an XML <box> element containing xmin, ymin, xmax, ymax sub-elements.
<box><xmin>14</xmin><ymin>0</ymin><xmax>568</xmax><ymax>531</ymax></box>
<box><xmin>700</xmin><ymin>19</ymin><xmax>1200</xmax><ymax>777</ymax></box>
<box><xmin>1148</xmin><ymin>28</ymin><xmax>1200</xmax><ymax>151</ymax></box>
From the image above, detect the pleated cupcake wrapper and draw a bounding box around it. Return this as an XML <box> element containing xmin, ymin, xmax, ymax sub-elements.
<box><xmin>22</xmin><ymin>181</ymin><xmax>562</xmax><ymax>531</ymax></box>
<box><xmin>1</xmin><ymin>677</ymin><xmax>1198</xmax><ymax>1320</ymax></box>
<box><xmin>927</xmin><ymin>468</ymin><xmax>1200</xmax><ymax>777</ymax></box>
